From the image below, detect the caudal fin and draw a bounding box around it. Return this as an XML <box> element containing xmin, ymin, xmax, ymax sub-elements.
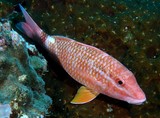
<box><xmin>16</xmin><ymin>4</ymin><xmax>44</xmax><ymax>40</ymax></box>
<box><xmin>16</xmin><ymin>22</ymin><xmax>34</xmax><ymax>39</ymax></box>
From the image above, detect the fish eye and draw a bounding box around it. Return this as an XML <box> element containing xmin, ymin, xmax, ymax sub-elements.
<box><xmin>116</xmin><ymin>79</ymin><xmax>124</xmax><ymax>86</ymax></box>
<box><xmin>118</xmin><ymin>80</ymin><xmax>123</xmax><ymax>85</ymax></box>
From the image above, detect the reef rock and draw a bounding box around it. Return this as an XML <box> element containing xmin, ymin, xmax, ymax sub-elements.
<box><xmin>0</xmin><ymin>20</ymin><xmax>52</xmax><ymax>117</ymax></box>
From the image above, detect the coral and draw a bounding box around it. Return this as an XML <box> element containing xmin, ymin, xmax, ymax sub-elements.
<box><xmin>0</xmin><ymin>20</ymin><xmax>52</xmax><ymax>117</ymax></box>
<box><xmin>0</xmin><ymin>104</ymin><xmax>12</xmax><ymax>118</ymax></box>
<box><xmin>29</xmin><ymin>55</ymin><xmax>48</xmax><ymax>72</ymax></box>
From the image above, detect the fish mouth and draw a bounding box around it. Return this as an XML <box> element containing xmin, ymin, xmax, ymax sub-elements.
<box><xmin>126</xmin><ymin>97</ymin><xmax>146</xmax><ymax>105</ymax></box>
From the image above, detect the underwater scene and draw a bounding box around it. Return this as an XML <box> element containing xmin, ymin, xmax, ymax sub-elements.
<box><xmin>0</xmin><ymin>0</ymin><xmax>160</xmax><ymax>118</ymax></box>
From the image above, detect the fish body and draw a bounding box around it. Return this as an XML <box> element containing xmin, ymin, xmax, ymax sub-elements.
<box><xmin>16</xmin><ymin>4</ymin><xmax>146</xmax><ymax>105</ymax></box>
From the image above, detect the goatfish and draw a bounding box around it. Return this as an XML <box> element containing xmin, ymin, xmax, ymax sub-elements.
<box><xmin>16</xmin><ymin>4</ymin><xmax>146</xmax><ymax>105</ymax></box>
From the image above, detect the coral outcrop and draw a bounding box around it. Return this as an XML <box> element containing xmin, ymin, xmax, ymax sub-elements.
<box><xmin>0</xmin><ymin>20</ymin><xmax>52</xmax><ymax>117</ymax></box>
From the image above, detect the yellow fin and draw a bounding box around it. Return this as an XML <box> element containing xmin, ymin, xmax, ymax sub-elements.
<box><xmin>71</xmin><ymin>86</ymin><xmax>99</xmax><ymax>104</ymax></box>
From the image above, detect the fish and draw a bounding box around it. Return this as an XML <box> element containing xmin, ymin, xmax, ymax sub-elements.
<box><xmin>16</xmin><ymin>4</ymin><xmax>146</xmax><ymax>105</ymax></box>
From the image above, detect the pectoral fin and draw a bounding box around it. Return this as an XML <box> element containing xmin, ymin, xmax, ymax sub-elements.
<box><xmin>71</xmin><ymin>86</ymin><xmax>99</xmax><ymax>104</ymax></box>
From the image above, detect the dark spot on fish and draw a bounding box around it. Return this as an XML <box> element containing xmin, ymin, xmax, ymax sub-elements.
<box><xmin>118</xmin><ymin>80</ymin><xmax>123</xmax><ymax>85</ymax></box>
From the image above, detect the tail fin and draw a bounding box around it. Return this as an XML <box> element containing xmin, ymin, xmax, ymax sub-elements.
<box><xmin>16</xmin><ymin>4</ymin><xmax>44</xmax><ymax>40</ymax></box>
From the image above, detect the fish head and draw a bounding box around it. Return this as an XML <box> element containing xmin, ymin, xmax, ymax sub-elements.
<box><xmin>103</xmin><ymin>63</ymin><xmax>146</xmax><ymax>105</ymax></box>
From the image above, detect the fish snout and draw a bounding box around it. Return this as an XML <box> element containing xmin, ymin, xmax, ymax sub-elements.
<box><xmin>136</xmin><ymin>90</ymin><xmax>146</xmax><ymax>100</ymax></box>
<box><xmin>127</xmin><ymin>89</ymin><xmax>146</xmax><ymax>105</ymax></box>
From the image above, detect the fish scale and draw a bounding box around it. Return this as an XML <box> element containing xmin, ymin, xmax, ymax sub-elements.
<box><xmin>45</xmin><ymin>36</ymin><xmax>115</xmax><ymax>93</ymax></box>
<box><xmin>17</xmin><ymin>4</ymin><xmax>146</xmax><ymax>104</ymax></box>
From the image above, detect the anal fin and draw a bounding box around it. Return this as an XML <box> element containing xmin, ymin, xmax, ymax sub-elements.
<box><xmin>71</xmin><ymin>86</ymin><xmax>99</xmax><ymax>104</ymax></box>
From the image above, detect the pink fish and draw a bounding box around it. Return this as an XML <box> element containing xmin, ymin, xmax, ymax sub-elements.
<box><xmin>16</xmin><ymin>4</ymin><xmax>146</xmax><ymax>105</ymax></box>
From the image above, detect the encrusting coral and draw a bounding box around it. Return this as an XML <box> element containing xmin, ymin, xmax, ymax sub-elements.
<box><xmin>0</xmin><ymin>20</ymin><xmax>52</xmax><ymax>117</ymax></box>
